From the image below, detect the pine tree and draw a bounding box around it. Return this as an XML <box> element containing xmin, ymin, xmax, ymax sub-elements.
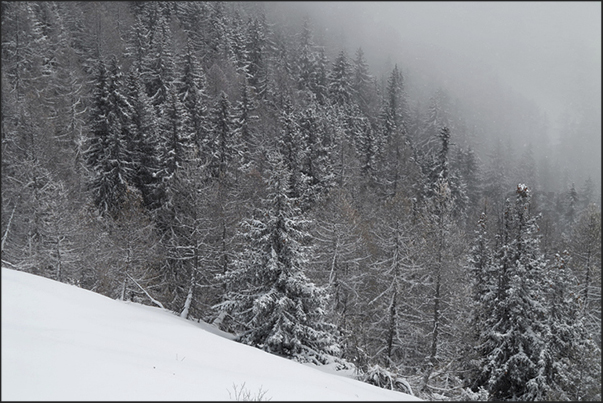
<box><xmin>482</xmin><ymin>139</ymin><xmax>509</xmax><ymax>213</ymax></box>
<box><xmin>140</xmin><ymin>5</ymin><xmax>175</xmax><ymax>112</ymax></box>
<box><xmin>244</xmin><ymin>16</ymin><xmax>268</xmax><ymax>96</ymax></box>
<box><xmin>471</xmin><ymin>184</ymin><xmax>552</xmax><ymax>400</ymax></box>
<box><xmin>328</xmin><ymin>50</ymin><xmax>353</xmax><ymax>107</ymax></box>
<box><xmin>376</xmin><ymin>65</ymin><xmax>417</xmax><ymax>199</ymax></box>
<box><xmin>568</xmin><ymin>204</ymin><xmax>601</xmax><ymax>346</ymax></box>
<box><xmin>124</xmin><ymin>67</ymin><xmax>163</xmax><ymax>210</ymax></box>
<box><xmin>544</xmin><ymin>251</ymin><xmax>601</xmax><ymax>400</ymax></box>
<box><xmin>297</xmin><ymin>18</ymin><xmax>315</xmax><ymax>93</ymax></box>
<box><xmin>564</xmin><ymin>182</ymin><xmax>579</xmax><ymax>228</ymax></box>
<box><xmin>85</xmin><ymin>57</ymin><xmax>134</xmax><ymax>218</ymax></box>
<box><xmin>351</xmin><ymin>47</ymin><xmax>374</xmax><ymax>116</ymax></box>
<box><xmin>296</xmin><ymin>99</ymin><xmax>335</xmax><ymax>209</ymax></box>
<box><xmin>204</xmin><ymin>91</ymin><xmax>240</xmax><ymax>183</ymax></box>
<box><xmin>277</xmin><ymin>96</ymin><xmax>309</xmax><ymax>204</ymax></box>
<box><xmin>352</xmin><ymin>114</ymin><xmax>378</xmax><ymax>183</ymax></box>
<box><xmin>418</xmin><ymin>88</ymin><xmax>450</xmax><ymax>157</ymax></box>
<box><xmin>233</xmin><ymin>77</ymin><xmax>259</xmax><ymax>172</ymax></box>
<box><xmin>313</xmin><ymin>47</ymin><xmax>330</xmax><ymax>106</ymax></box>
<box><xmin>579</xmin><ymin>176</ymin><xmax>595</xmax><ymax>212</ymax></box>
<box><xmin>203</xmin><ymin>2</ymin><xmax>230</xmax><ymax>69</ymax></box>
<box><xmin>160</xmin><ymin>83</ymin><xmax>190</xmax><ymax>180</ymax></box>
<box><xmin>454</xmin><ymin>146</ymin><xmax>481</xmax><ymax>220</ymax></box>
<box><xmin>423</xmin><ymin>127</ymin><xmax>468</xmax><ymax>219</ymax></box>
<box><xmin>216</xmin><ymin>150</ymin><xmax>340</xmax><ymax>365</ymax></box>
<box><xmin>176</xmin><ymin>37</ymin><xmax>209</xmax><ymax>159</ymax></box>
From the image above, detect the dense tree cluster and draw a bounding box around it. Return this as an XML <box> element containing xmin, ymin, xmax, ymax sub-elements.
<box><xmin>2</xmin><ymin>2</ymin><xmax>600</xmax><ymax>400</ymax></box>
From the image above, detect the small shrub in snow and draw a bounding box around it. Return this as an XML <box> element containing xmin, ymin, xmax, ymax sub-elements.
<box><xmin>360</xmin><ymin>364</ymin><xmax>413</xmax><ymax>396</ymax></box>
<box><xmin>460</xmin><ymin>386</ymin><xmax>489</xmax><ymax>401</ymax></box>
<box><xmin>227</xmin><ymin>382</ymin><xmax>271</xmax><ymax>401</ymax></box>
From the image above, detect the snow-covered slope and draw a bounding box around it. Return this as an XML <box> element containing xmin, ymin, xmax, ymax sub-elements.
<box><xmin>1</xmin><ymin>267</ymin><xmax>420</xmax><ymax>401</ymax></box>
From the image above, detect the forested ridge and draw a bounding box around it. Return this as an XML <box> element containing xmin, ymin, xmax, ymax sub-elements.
<box><xmin>1</xmin><ymin>2</ymin><xmax>600</xmax><ymax>400</ymax></box>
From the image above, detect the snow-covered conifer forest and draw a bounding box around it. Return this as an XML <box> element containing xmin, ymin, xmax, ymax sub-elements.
<box><xmin>1</xmin><ymin>2</ymin><xmax>600</xmax><ymax>400</ymax></box>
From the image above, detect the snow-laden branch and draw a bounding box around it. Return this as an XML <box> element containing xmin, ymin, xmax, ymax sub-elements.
<box><xmin>126</xmin><ymin>273</ymin><xmax>165</xmax><ymax>310</ymax></box>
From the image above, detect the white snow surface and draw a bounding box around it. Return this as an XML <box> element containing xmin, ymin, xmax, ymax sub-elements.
<box><xmin>1</xmin><ymin>267</ymin><xmax>421</xmax><ymax>401</ymax></box>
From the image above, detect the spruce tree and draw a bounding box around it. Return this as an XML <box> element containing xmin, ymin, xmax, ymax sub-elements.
<box><xmin>176</xmin><ymin>38</ymin><xmax>209</xmax><ymax>159</ymax></box>
<box><xmin>351</xmin><ymin>47</ymin><xmax>374</xmax><ymax>116</ymax></box>
<box><xmin>216</xmin><ymin>150</ymin><xmax>340</xmax><ymax>365</ymax></box>
<box><xmin>328</xmin><ymin>50</ymin><xmax>353</xmax><ymax>107</ymax></box>
<box><xmin>544</xmin><ymin>252</ymin><xmax>601</xmax><ymax>400</ymax></box>
<box><xmin>470</xmin><ymin>184</ymin><xmax>552</xmax><ymax>400</ymax></box>
<box><xmin>124</xmin><ymin>67</ymin><xmax>163</xmax><ymax>211</ymax></box>
<box><xmin>85</xmin><ymin>57</ymin><xmax>134</xmax><ymax>218</ymax></box>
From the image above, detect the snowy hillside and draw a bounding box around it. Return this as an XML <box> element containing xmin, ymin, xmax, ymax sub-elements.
<box><xmin>1</xmin><ymin>267</ymin><xmax>420</xmax><ymax>401</ymax></box>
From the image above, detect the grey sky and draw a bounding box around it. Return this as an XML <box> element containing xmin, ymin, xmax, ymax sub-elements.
<box><xmin>281</xmin><ymin>2</ymin><xmax>601</xmax><ymax>142</ymax></box>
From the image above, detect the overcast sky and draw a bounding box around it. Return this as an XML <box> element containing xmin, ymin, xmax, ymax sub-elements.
<box><xmin>280</xmin><ymin>1</ymin><xmax>601</xmax><ymax>140</ymax></box>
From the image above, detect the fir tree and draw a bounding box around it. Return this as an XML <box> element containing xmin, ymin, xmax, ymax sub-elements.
<box><xmin>204</xmin><ymin>91</ymin><xmax>240</xmax><ymax>183</ymax></box>
<box><xmin>245</xmin><ymin>17</ymin><xmax>268</xmax><ymax>96</ymax></box>
<box><xmin>297</xmin><ymin>18</ymin><xmax>315</xmax><ymax>93</ymax></box>
<box><xmin>124</xmin><ymin>68</ymin><xmax>163</xmax><ymax>210</ymax></box>
<box><xmin>328</xmin><ymin>50</ymin><xmax>353</xmax><ymax>107</ymax></box>
<box><xmin>85</xmin><ymin>57</ymin><xmax>134</xmax><ymax>218</ymax></box>
<box><xmin>216</xmin><ymin>150</ymin><xmax>340</xmax><ymax>365</ymax></box>
<box><xmin>471</xmin><ymin>184</ymin><xmax>552</xmax><ymax>400</ymax></box>
<box><xmin>544</xmin><ymin>252</ymin><xmax>601</xmax><ymax>400</ymax></box>
<box><xmin>351</xmin><ymin>47</ymin><xmax>374</xmax><ymax>116</ymax></box>
<box><xmin>176</xmin><ymin>37</ymin><xmax>209</xmax><ymax>159</ymax></box>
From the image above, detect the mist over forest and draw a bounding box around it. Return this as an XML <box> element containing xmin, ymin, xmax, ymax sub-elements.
<box><xmin>1</xmin><ymin>2</ymin><xmax>600</xmax><ymax>401</ymax></box>
<box><xmin>268</xmin><ymin>1</ymin><xmax>601</xmax><ymax>198</ymax></box>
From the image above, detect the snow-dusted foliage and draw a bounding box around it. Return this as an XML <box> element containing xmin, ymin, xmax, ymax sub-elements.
<box><xmin>85</xmin><ymin>57</ymin><xmax>135</xmax><ymax>218</ymax></box>
<box><xmin>361</xmin><ymin>364</ymin><xmax>414</xmax><ymax>396</ymax></box>
<box><xmin>473</xmin><ymin>184</ymin><xmax>550</xmax><ymax>400</ymax></box>
<box><xmin>2</xmin><ymin>2</ymin><xmax>599</xmax><ymax>400</ymax></box>
<box><xmin>543</xmin><ymin>251</ymin><xmax>601</xmax><ymax>400</ymax></box>
<box><xmin>467</xmin><ymin>184</ymin><xmax>599</xmax><ymax>400</ymax></box>
<box><xmin>216</xmin><ymin>151</ymin><xmax>340</xmax><ymax>365</ymax></box>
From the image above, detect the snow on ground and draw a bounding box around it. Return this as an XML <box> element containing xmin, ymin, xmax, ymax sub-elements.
<box><xmin>1</xmin><ymin>267</ymin><xmax>421</xmax><ymax>401</ymax></box>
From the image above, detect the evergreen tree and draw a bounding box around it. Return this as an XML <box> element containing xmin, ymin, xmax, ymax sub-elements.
<box><xmin>453</xmin><ymin>146</ymin><xmax>481</xmax><ymax>223</ymax></box>
<box><xmin>85</xmin><ymin>57</ymin><xmax>134</xmax><ymax>218</ymax></box>
<box><xmin>351</xmin><ymin>47</ymin><xmax>375</xmax><ymax>117</ymax></box>
<box><xmin>296</xmin><ymin>98</ymin><xmax>336</xmax><ymax>209</ymax></box>
<box><xmin>216</xmin><ymin>150</ymin><xmax>340</xmax><ymax>365</ymax></box>
<box><xmin>140</xmin><ymin>6</ymin><xmax>175</xmax><ymax>112</ymax></box>
<box><xmin>313</xmin><ymin>47</ymin><xmax>330</xmax><ymax>106</ymax></box>
<box><xmin>568</xmin><ymin>204</ymin><xmax>602</xmax><ymax>347</ymax></box>
<box><xmin>470</xmin><ymin>184</ymin><xmax>551</xmax><ymax>400</ymax></box>
<box><xmin>376</xmin><ymin>65</ymin><xmax>417</xmax><ymax>199</ymax></box>
<box><xmin>233</xmin><ymin>77</ymin><xmax>259</xmax><ymax>172</ymax></box>
<box><xmin>419</xmin><ymin>88</ymin><xmax>451</xmax><ymax>157</ymax></box>
<box><xmin>176</xmin><ymin>38</ymin><xmax>209</xmax><ymax>159</ymax></box>
<box><xmin>244</xmin><ymin>16</ymin><xmax>268</xmax><ymax>96</ymax></box>
<box><xmin>328</xmin><ymin>50</ymin><xmax>353</xmax><ymax>107</ymax></box>
<box><xmin>352</xmin><ymin>114</ymin><xmax>378</xmax><ymax>183</ymax></box>
<box><xmin>544</xmin><ymin>252</ymin><xmax>601</xmax><ymax>400</ymax></box>
<box><xmin>579</xmin><ymin>176</ymin><xmax>595</xmax><ymax>212</ymax></box>
<box><xmin>423</xmin><ymin>126</ymin><xmax>468</xmax><ymax>218</ymax></box>
<box><xmin>123</xmin><ymin>67</ymin><xmax>163</xmax><ymax>211</ymax></box>
<box><xmin>482</xmin><ymin>139</ymin><xmax>510</xmax><ymax>213</ymax></box>
<box><xmin>204</xmin><ymin>91</ymin><xmax>241</xmax><ymax>183</ymax></box>
<box><xmin>277</xmin><ymin>96</ymin><xmax>309</xmax><ymax>204</ymax></box>
<box><xmin>297</xmin><ymin>18</ymin><xmax>315</xmax><ymax>93</ymax></box>
<box><xmin>157</xmin><ymin>81</ymin><xmax>193</xmax><ymax>181</ymax></box>
<box><xmin>564</xmin><ymin>182</ymin><xmax>579</xmax><ymax>228</ymax></box>
<box><xmin>203</xmin><ymin>1</ymin><xmax>231</xmax><ymax>69</ymax></box>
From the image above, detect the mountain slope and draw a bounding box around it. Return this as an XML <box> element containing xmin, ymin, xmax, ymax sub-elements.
<box><xmin>1</xmin><ymin>267</ymin><xmax>420</xmax><ymax>401</ymax></box>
